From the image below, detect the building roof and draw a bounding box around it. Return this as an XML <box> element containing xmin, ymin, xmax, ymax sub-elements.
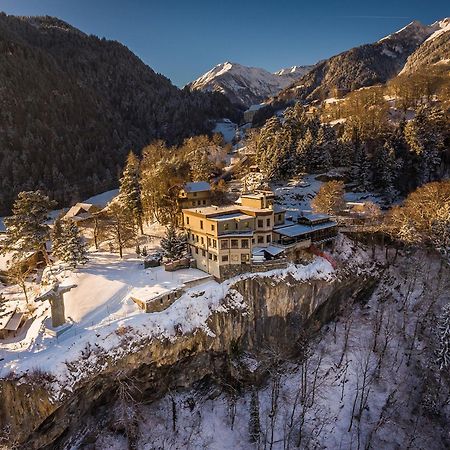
<box><xmin>211</xmin><ymin>212</ymin><xmax>254</xmax><ymax>222</ymax></box>
<box><xmin>64</xmin><ymin>203</ymin><xmax>100</xmax><ymax>219</ymax></box>
<box><xmin>299</xmin><ymin>212</ymin><xmax>332</xmax><ymax>222</ymax></box>
<box><xmin>183</xmin><ymin>204</ymin><xmax>273</xmax><ymax>217</ymax></box>
<box><xmin>183</xmin><ymin>181</ymin><xmax>211</xmax><ymax>193</ymax></box>
<box><xmin>3</xmin><ymin>312</ymin><xmax>24</xmax><ymax>331</ymax></box>
<box><xmin>274</xmin><ymin>221</ymin><xmax>337</xmax><ymax>238</ymax></box>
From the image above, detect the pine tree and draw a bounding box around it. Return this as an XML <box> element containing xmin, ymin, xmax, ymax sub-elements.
<box><xmin>51</xmin><ymin>217</ymin><xmax>65</xmax><ymax>259</ymax></box>
<box><xmin>160</xmin><ymin>226</ymin><xmax>187</xmax><ymax>261</ymax></box>
<box><xmin>2</xmin><ymin>191</ymin><xmax>56</xmax><ymax>265</ymax></box>
<box><xmin>54</xmin><ymin>220</ymin><xmax>88</xmax><ymax>268</ymax></box>
<box><xmin>120</xmin><ymin>151</ymin><xmax>144</xmax><ymax>234</ymax></box>
<box><xmin>374</xmin><ymin>141</ymin><xmax>398</xmax><ymax>204</ymax></box>
<box><xmin>352</xmin><ymin>144</ymin><xmax>372</xmax><ymax>191</ymax></box>
<box><xmin>436</xmin><ymin>303</ymin><xmax>450</xmax><ymax>371</ymax></box>
<box><xmin>404</xmin><ymin>106</ymin><xmax>445</xmax><ymax>185</ymax></box>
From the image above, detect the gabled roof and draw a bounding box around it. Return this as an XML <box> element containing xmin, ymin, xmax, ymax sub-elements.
<box><xmin>64</xmin><ymin>202</ymin><xmax>100</xmax><ymax>219</ymax></box>
<box><xmin>183</xmin><ymin>181</ymin><xmax>211</xmax><ymax>193</ymax></box>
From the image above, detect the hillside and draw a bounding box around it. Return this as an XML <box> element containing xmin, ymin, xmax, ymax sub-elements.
<box><xmin>0</xmin><ymin>14</ymin><xmax>237</xmax><ymax>214</ymax></box>
<box><xmin>189</xmin><ymin>62</ymin><xmax>313</xmax><ymax>108</ymax></box>
<box><xmin>400</xmin><ymin>18</ymin><xmax>450</xmax><ymax>74</ymax></box>
<box><xmin>273</xmin><ymin>20</ymin><xmax>445</xmax><ymax>104</ymax></box>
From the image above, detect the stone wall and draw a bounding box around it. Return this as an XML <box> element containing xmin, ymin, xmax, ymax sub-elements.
<box><xmin>218</xmin><ymin>259</ymin><xmax>288</xmax><ymax>281</ymax></box>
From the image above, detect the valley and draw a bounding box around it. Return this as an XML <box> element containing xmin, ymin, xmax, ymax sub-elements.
<box><xmin>0</xmin><ymin>6</ymin><xmax>449</xmax><ymax>450</ymax></box>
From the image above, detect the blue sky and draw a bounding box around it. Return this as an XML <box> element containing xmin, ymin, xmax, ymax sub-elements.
<box><xmin>0</xmin><ymin>0</ymin><xmax>448</xmax><ymax>86</ymax></box>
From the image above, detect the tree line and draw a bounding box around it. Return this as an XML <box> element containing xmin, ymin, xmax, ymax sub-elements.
<box><xmin>253</xmin><ymin>102</ymin><xmax>449</xmax><ymax>205</ymax></box>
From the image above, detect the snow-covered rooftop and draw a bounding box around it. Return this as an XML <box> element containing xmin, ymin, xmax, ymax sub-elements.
<box><xmin>274</xmin><ymin>221</ymin><xmax>337</xmax><ymax>238</ymax></box>
<box><xmin>183</xmin><ymin>181</ymin><xmax>211</xmax><ymax>193</ymax></box>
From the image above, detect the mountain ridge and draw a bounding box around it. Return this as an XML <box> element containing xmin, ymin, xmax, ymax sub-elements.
<box><xmin>188</xmin><ymin>61</ymin><xmax>313</xmax><ymax>108</ymax></box>
<box><xmin>272</xmin><ymin>18</ymin><xmax>448</xmax><ymax>105</ymax></box>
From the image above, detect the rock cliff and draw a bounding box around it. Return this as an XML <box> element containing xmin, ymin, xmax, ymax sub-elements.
<box><xmin>0</xmin><ymin>262</ymin><xmax>377</xmax><ymax>448</ymax></box>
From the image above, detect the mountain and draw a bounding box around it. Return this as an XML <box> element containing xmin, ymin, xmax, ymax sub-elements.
<box><xmin>274</xmin><ymin>65</ymin><xmax>314</xmax><ymax>80</ymax></box>
<box><xmin>273</xmin><ymin>20</ymin><xmax>440</xmax><ymax>104</ymax></box>
<box><xmin>0</xmin><ymin>14</ymin><xmax>237</xmax><ymax>214</ymax></box>
<box><xmin>189</xmin><ymin>62</ymin><xmax>312</xmax><ymax>109</ymax></box>
<box><xmin>400</xmin><ymin>18</ymin><xmax>450</xmax><ymax>74</ymax></box>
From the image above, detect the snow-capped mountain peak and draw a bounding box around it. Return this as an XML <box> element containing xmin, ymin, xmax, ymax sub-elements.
<box><xmin>378</xmin><ymin>20</ymin><xmax>436</xmax><ymax>44</ymax></box>
<box><xmin>189</xmin><ymin>62</ymin><xmax>313</xmax><ymax>108</ymax></box>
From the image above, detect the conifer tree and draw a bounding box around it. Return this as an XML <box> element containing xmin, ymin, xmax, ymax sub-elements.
<box><xmin>352</xmin><ymin>144</ymin><xmax>372</xmax><ymax>191</ymax></box>
<box><xmin>404</xmin><ymin>106</ymin><xmax>445</xmax><ymax>185</ymax></box>
<box><xmin>160</xmin><ymin>226</ymin><xmax>187</xmax><ymax>261</ymax></box>
<box><xmin>2</xmin><ymin>191</ymin><xmax>56</xmax><ymax>265</ymax></box>
<box><xmin>374</xmin><ymin>141</ymin><xmax>398</xmax><ymax>204</ymax></box>
<box><xmin>51</xmin><ymin>217</ymin><xmax>65</xmax><ymax>259</ymax></box>
<box><xmin>54</xmin><ymin>220</ymin><xmax>88</xmax><ymax>268</ymax></box>
<box><xmin>120</xmin><ymin>151</ymin><xmax>144</xmax><ymax>234</ymax></box>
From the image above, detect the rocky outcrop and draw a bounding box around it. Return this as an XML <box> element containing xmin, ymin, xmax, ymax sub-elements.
<box><xmin>0</xmin><ymin>266</ymin><xmax>377</xmax><ymax>449</ymax></box>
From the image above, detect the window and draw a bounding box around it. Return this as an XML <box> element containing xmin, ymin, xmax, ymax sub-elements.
<box><xmin>258</xmin><ymin>219</ymin><xmax>263</xmax><ymax>228</ymax></box>
<box><xmin>207</xmin><ymin>237</ymin><xmax>211</xmax><ymax>246</ymax></box>
<box><xmin>241</xmin><ymin>254</ymin><xmax>250</xmax><ymax>263</ymax></box>
<box><xmin>196</xmin><ymin>235</ymin><xmax>199</xmax><ymax>242</ymax></box>
<box><xmin>241</xmin><ymin>239</ymin><xmax>249</xmax><ymax>248</ymax></box>
<box><xmin>195</xmin><ymin>247</ymin><xmax>199</xmax><ymax>254</ymax></box>
<box><xmin>222</xmin><ymin>255</ymin><xmax>229</xmax><ymax>262</ymax></box>
<box><xmin>235</xmin><ymin>222</ymin><xmax>238</xmax><ymax>229</ymax></box>
<box><xmin>224</xmin><ymin>223</ymin><xmax>229</xmax><ymax>230</ymax></box>
<box><xmin>211</xmin><ymin>224</ymin><xmax>215</xmax><ymax>231</ymax></box>
<box><xmin>257</xmin><ymin>236</ymin><xmax>264</xmax><ymax>244</ymax></box>
<box><xmin>252</xmin><ymin>238</ymin><xmax>255</xmax><ymax>244</ymax></box>
<box><xmin>266</xmin><ymin>218</ymin><xmax>271</xmax><ymax>227</ymax></box>
<box><xmin>266</xmin><ymin>235</ymin><xmax>271</xmax><ymax>243</ymax></box>
<box><xmin>200</xmin><ymin>220</ymin><xmax>203</xmax><ymax>230</ymax></box>
<box><xmin>244</xmin><ymin>222</ymin><xmax>250</xmax><ymax>228</ymax></box>
<box><xmin>203</xmin><ymin>200</ymin><xmax>207</xmax><ymax>205</ymax></box>
<box><xmin>202</xmin><ymin>249</ymin><xmax>206</xmax><ymax>257</ymax></box>
<box><xmin>201</xmin><ymin>237</ymin><xmax>204</xmax><ymax>245</ymax></box>
<box><xmin>192</xmin><ymin>201</ymin><xmax>196</xmax><ymax>206</ymax></box>
<box><xmin>221</xmin><ymin>240</ymin><xmax>228</xmax><ymax>249</ymax></box>
<box><xmin>231</xmin><ymin>239</ymin><xmax>239</xmax><ymax>248</ymax></box>
<box><xmin>194</xmin><ymin>192</ymin><xmax>198</xmax><ymax>197</ymax></box>
<box><xmin>213</xmin><ymin>239</ymin><xmax>217</xmax><ymax>248</ymax></box>
<box><xmin>213</xmin><ymin>254</ymin><xmax>217</xmax><ymax>261</ymax></box>
<box><xmin>278</xmin><ymin>214</ymin><xmax>282</xmax><ymax>221</ymax></box>
<box><xmin>208</xmin><ymin>252</ymin><xmax>212</xmax><ymax>260</ymax></box>
<box><xmin>186</xmin><ymin>216</ymin><xmax>190</xmax><ymax>225</ymax></box>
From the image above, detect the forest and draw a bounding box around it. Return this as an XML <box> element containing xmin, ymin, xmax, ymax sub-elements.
<box><xmin>0</xmin><ymin>14</ymin><xmax>239</xmax><ymax>214</ymax></box>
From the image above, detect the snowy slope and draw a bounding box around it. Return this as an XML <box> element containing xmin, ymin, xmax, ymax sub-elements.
<box><xmin>274</xmin><ymin>19</ymin><xmax>441</xmax><ymax>104</ymax></box>
<box><xmin>400</xmin><ymin>17</ymin><xmax>450</xmax><ymax>74</ymax></box>
<box><xmin>189</xmin><ymin>62</ymin><xmax>312</xmax><ymax>108</ymax></box>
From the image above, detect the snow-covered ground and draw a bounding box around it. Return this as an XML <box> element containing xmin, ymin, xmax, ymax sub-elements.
<box><xmin>91</xmin><ymin>245</ymin><xmax>450</xmax><ymax>450</ymax></box>
<box><xmin>271</xmin><ymin>174</ymin><xmax>381</xmax><ymax>220</ymax></box>
<box><xmin>0</xmin><ymin>251</ymin><xmax>338</xmax><ymax>400</ymax></box>
<box><xmin>213</xmin><ymin>119</ymin><xmax>237</xmax><ymax>143</ymax></box>
<box><xmin>0</xmin><ymin>252</ymin><xmax>215</xmax><ymax>385</ymax></box>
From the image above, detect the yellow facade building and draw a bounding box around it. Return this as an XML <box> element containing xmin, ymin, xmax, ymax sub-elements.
<box><xmin>182</xmin><ymin>192</ymin><xmax>286</xmax><ymax>279</ymax></box>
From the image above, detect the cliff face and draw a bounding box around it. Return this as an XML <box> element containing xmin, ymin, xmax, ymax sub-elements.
<box><xmin>0</xmin><ymin>269</ymin><xmax>377</xmax><ymax>448</ymax></box>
